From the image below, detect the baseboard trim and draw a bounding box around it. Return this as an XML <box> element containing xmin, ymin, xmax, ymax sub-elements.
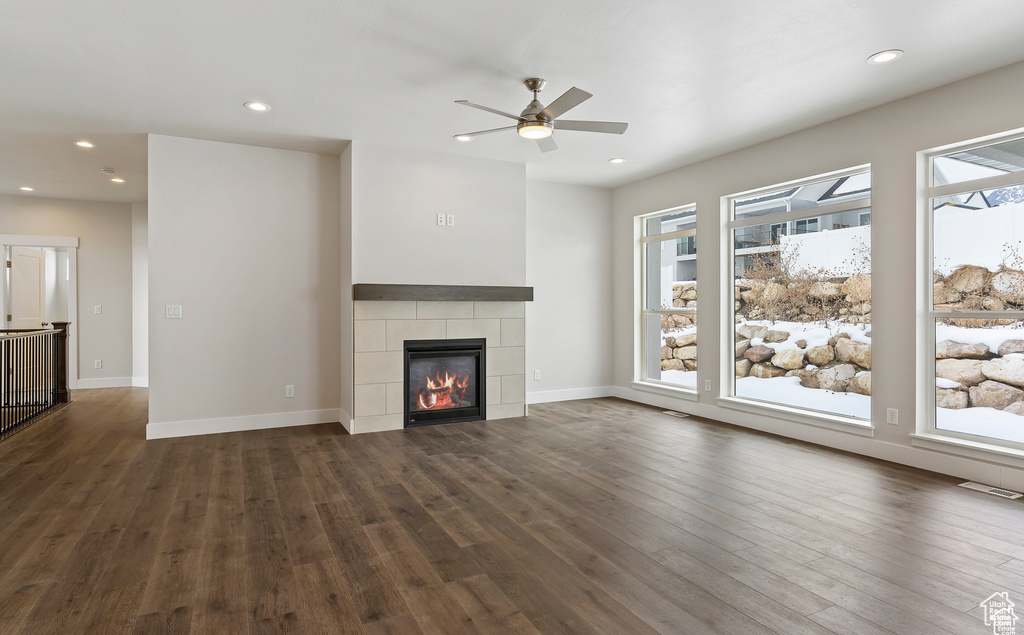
<box><xmin>339</xmin><ymin>408</ymin><xmax>354</xmax><ymax>434</ymax></box>
<box><xmin>608</xmin><ymin>385</ymin><xmax>1024</xmax><ymax>491</ymax></box>
<box><xmin>77</xmin><ymin>377</ymin><xmax>133</xmax><ymax>389</ymax></box>
<box><xmin>146</xmin><ymin>408</ymin><xmax>342</xmax><ymax>440</ymax></box>
<box><xmin>131</xmin><ymin>377</ymin><xmax>149</xmax><ymax>387</ymax></box>
<box><xmin>526</xmin><ymin>386</ymin><xmax>614</xmax><ymax>404</ymax></box>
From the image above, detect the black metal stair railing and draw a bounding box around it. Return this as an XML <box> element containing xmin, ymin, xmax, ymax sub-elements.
<box><xmin>1</xmin><ymin>322</ymin><xmax>71</xmax><ymax>441</ymax></box>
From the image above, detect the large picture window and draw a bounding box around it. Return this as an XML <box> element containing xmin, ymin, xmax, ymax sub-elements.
<box><xmin>927</xmin><ymin>134</ymin><xmax>1024</xmax><ymax>447</ymax></box>
<box><xmin>726</xmin><ymin>168</ymin><xmax>871</xmax><ymax>421</ymax></box>
<box><xmin>639</xmin><ymin>206</ymin><xmax>697</xmax><ymax>390</ymax></box>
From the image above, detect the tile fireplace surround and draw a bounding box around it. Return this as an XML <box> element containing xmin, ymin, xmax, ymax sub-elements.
<box><xmin>350</xmin><ymin>285</ymin><xmax>531</xmax><ymax>434</ymax></box>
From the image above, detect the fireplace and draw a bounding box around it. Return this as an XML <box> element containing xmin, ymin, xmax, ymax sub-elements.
<box><xmin>403</xmin><ymin>338</ymin><xmax>486</xmax><ymax>427</ymax></box>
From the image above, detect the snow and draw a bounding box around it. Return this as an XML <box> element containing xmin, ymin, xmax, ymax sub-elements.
<box><xmin>937</xmin><ymin>407</ymin><xmax>1024</xmax><ymax>444</ymax></box>
<box><xmin>935</xmin><ymin>322</ymin><xmax>1024</xmax><ymax>352</ymax></box>
<box><xmin>661</xmin><ymin>369</ymin><xmax>698</xmax><ymax>388</ymax></box>
<box><xmin>739</xmin><ymin>319</ymin><xmax>870</xmax><ymax>353</ymax></box>
<box><xmin>736</xmin><ymin>376</ymin><xmax>870</xmax><ymax>419</ymax></box>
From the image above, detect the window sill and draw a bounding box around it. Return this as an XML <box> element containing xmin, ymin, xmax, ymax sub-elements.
<box><xmin>717</xmin><ymin>396</ymin><xmax>875</xmax><ymax>437</ymax></box>
<box><xmin>910</xmin><ymin>433</ymin><xmax>1024</xmax><ymax>470</ymax></box>
<box><xmin>631</xmin><ymin>381</ymin><xmax>699</xmax><ymax>401</ymax></box>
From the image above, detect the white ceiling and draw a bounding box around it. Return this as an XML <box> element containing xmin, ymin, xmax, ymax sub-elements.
<box><xmin>3</xmin><ymin>0</ymin><xmax>1024</xmax><ymax>204</ymax></box>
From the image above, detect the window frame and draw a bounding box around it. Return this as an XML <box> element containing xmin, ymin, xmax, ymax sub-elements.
<box><xmin>920</xmin><ymin>132</ymin><xmax>1024</xmax><ymax>454</ymax></box>
<box><xmin>636</xmin><ymin>204</ymin><xmax>699</xmax><ymax>395</ymax></box>
<box><xmin>720</xmin><ymin>165</ymin><xmax>874</xmax><ymax>431</ymax></box>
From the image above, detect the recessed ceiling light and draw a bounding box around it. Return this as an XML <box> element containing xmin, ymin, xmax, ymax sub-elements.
<box><xmin>74</xmin><ymin>140</ymin><xmax>95</xmax><ymax>148</ymax></box>
<box><xmin>608</xmin><ymin>157</ymin><xmax>626</xmax><ymax>164</ymax></box>
<box><xmin>867</xmin><ymin>49</ymin><xmax>904</xmax><ymax>65</ymax></box>
<box><xmin>20</xmin><ymin>186</ymin><xmax>34</xmax><ymax>191</ymax></box>
<box><xmin>244</xmin><ymin>101</ymin><xmax>271</xmax><ymax>112</ymax></box>
<box><xmin>110</xmin><ymin>178</ymin><xmax>125</xmax><ymax>183</ymax></box>
<box><xmin>454</xmin><ymin>134</ymin><xmax>473</xmax><ymax>142</ymax></box>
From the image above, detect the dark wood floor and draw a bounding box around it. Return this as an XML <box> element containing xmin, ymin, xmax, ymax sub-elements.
<box><xmin>1</xmin><ymin>390</ymin><xmax>1022</xmax><ymax>634</ymax></box>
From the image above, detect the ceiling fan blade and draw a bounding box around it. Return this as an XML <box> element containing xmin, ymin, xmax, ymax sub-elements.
<box><xmin>555</xmin><ymin>120</ymin><xmax>628</xmax><ymax>134</ymax></box>
<box><xmin>539</xmin><ymin>87</ymin><xmax>592</xmax><ymax>120</ymax></box>
<box><xmin>454</xmin><ymin>125</ymin><xmax>517</xmax><ymax>138</ymax></box>
<box><xmin>455</xmin><ymin>100</ymin><xmax>523</xmax><ymax>121</ymax></box>
<box><xmin>536</xmin><ymin>136</ymin><xmax>557</xmax><ymax>153</ymax></box>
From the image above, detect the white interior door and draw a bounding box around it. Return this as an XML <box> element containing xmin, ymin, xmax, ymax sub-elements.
<box><xmin>8</xmin><ymin>246</ymin><xmax>46</xmax><ymax>329</ymax></box>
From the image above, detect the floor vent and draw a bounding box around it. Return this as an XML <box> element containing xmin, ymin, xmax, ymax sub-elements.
<box><xmin>958</xmin><ymin>481</ymin><xmax>1023</xmax><ymax>499</ymax></box>
<box><xmin>661</xmin><ymin>411</ymin><xmax>690</xmax><ymax>419</ymax></box>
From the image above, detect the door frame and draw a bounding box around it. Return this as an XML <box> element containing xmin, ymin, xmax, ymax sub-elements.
<box><xmin>1</xmin><ymin>234</ymin><xmax>80</xmax><ymax>389</ymax></box>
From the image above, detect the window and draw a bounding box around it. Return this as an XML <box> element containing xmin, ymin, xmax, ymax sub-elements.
<box><xmin>639</xmin><ymin>206</ymin><xmax>697</xmax><ymax>390</ymax></box>
<box><xmin>727</xmin><ymin>168</ymin><xmax>871</xmax><ymax>421</ymax></box>
<box><xmin>927</xmin><ymin>133</ymin><xmax>1024</xmax><ymax>448</ymax></box>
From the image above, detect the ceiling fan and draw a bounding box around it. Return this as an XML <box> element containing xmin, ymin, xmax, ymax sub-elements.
<box><xmin>453</xmin><ymin>78</ymin><xmax>628</xmax><ymax>152</ymax></box>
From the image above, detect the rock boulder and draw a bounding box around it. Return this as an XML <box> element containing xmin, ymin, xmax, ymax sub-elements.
<box><xmin>935</xmin><ymin>358</ymin><xmax>986</xmax><ymax>386</ymax></box>
<box><xmin>847</xmin><ymin>373</ymin><xmax>871</xmax><ymax>396</ymax></box>
<box><xmin>806</xmin><ymin>345</ymin><xmax>835</xmax><ymax>366</ymax></box>
<box><xmin>947</xmin><ymin>265</ymin><xmax>990</xmax><ymax>294</ymax></box>
<box><xmin>744</xmin><ymin>345</ymin><xmax>775</xmax><ymax>363</ymax></box>
<box><xmin>818</xmin><ymin>364</ymin><xmax>857</xmax><ymax>392</ymax></box>
<box><xmin>981</xmin><ymin>357</ymin><xmax>1024</xmax><ymax>388</ymax></box>
<box><xmin>771</xmin><ymin>349</ymin><xmax>806</xmax><ymax>370</ymax></box>
<box><xmin>835</xmin><ymin>338</ymin><xmax>871</xmax><ymax>369</ymax></box>
<box><xmin>935</xmin><ymin>340</ymin><xmax>990</xmax><ymax>360</ymax></box>
<box><xmin>750</xmin><ymin>362</ymin><xmax>787</xmax><ymax>379</ymax></box>
<box><xmin>997</xmin><ymin>339</ymin><xmax>1024</xmax><ymax>356</ymax></box>
<box><xmin>970</xmin><ymin>380</ymin><xmax>1024</xmax><ymax>410</ymax></box>
<box><xmin>735</xmin><ymin>359</ymin><xmax>751</xmax><ymax>377</ymax></box>
<box><xmin>935</xmin><ymin>387</ymin><xmax>968</xmax><ymax>409</ymax></box>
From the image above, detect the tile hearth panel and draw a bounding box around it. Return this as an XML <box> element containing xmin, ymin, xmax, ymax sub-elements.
<box><xmin>352</xmin><ymin>300</ymin><xmax>526</xmax><ymax>434</ymax></box>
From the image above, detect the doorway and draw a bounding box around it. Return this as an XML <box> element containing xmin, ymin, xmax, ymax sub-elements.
<box><xmin>1</xmin><ymin>235</ymin><xmax>80</xmax><ymax>389</ymax></box>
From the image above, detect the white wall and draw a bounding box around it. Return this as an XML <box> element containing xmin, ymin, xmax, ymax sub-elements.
<box><xmin>612</xmin><ymin>59</ymin><xmax>1024</xmax><ymax>489</ymax></box>
<box><xmin>339</xmin><ymin>144</ymin><xmax>354</xmax><ymax>424</ymax></box>
<box><xmin>526</xmin><ymin>181</ymin><xmax>614</xmax><ymax>402</ymax></box>
<box><xmin>783</xmin><ymin>224</ymin><xmax>871</xmax><ymax>276</ymax></box>
<box><xmin>147</xmin><ymin>135</ymin><xmax>341</xmax><ymax>436</ymax></box>
<box><xmin>350</xmin><ymin>141</ymin><xmax>526</xmax><ymax>286</ymax></box>
<box><xmin>131</xmin><ymin>202</ymin><xmax>148</xmax><ymax>386</ymax></box>
<box><xmin>0</xmin><ymin>194</ymin><xmax>132</xmax><ymax>384</ymax></box>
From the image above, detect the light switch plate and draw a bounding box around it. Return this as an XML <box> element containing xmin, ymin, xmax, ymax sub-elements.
<box><xmin>165</xmin><ymin>305</ymin><xmax>182</xmax><ymax>319</ymax></box>
<box><xmin>94</xmin><ymin>305</ymin><xmax>102</xmax><ymax>314</ymax></box>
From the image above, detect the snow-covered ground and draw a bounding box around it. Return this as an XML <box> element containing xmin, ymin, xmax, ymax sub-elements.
<box><xmin>730</xmin><ymin>319</ymin><xmax>871</xmax><ymax>419</ymax></box>
<box><xmin>658</xmin><ymin>316</ymin><xmax>1024</xmax><ymax>440</ymax></box>
<box><xmin>937</xmin><ymin>407</ymin><xmax>1024</xmax><ymax>444</ymax></box>
<box><xmin>737</xmin><ymin>376</ymin><xmax>870</xmax><ymax>419</ymax></box>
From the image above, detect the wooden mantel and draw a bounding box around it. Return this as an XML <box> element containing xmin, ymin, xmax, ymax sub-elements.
<box><xmin>353</xmin><ymin>284</ymin><xmax>533</xmax><ymax>302</ymax></box>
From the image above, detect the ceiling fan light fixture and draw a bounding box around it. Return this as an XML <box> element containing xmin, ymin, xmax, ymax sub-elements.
<box><xmin>517</xmin><ymin>121</ymin><xmax>553</xmax><ymax>140</ymax></box>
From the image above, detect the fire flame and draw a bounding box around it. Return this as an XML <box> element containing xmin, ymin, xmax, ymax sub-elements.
<box><xmin>416</xmin><ymin>370</ymin><xmax>470</xmax><ymax>410</ymax></box>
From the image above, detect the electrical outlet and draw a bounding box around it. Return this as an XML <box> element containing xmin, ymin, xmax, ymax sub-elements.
<box><xmin>705</xmin><ymin>379</ymin><xmax>712</xmax><ymax>392</ymax></box>
<box><xmin>886</xmin><ymin>408</ymin><xmax>898</xmax><ymax>425</ymax></box>
<box><xmin>94</xmin><ymin>304</ymin><xmax>102</xmax><ymax>314</ymax></box>
<box><xmin>447</xmin><ymin>213</ymin><xmax>455</xmax><ymax>226</ymax></box>
<box><xmin>437</xmin><ymin>213</ymin><xmax>445</xmax><ymax>226</ymax></box>
<box><xmin>534</xmin><ymin>370</ymin><xmax>541</xmax><ymax>381</ymax></box>
<box><xmin>94</xmin><ymin>359</ymin><xmax>102</xmax><ymax>369</ymax></box>
<box><xmin>285</xmin><ymin>385</ymin><xmax>295</xmax><ymax>398</ymax></box>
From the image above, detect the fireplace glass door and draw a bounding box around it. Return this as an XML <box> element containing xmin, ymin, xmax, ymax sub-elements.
<box><xmin>404</xmin><ymin>339</ymin><xmax>485</xmax><ymax>427</ymax></box>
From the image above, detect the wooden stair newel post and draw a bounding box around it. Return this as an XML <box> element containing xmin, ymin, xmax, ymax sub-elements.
<box><xmin>50</xmin><ymin>322</ymin><xmax>71</xmax><ymax>404</ymax></box>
